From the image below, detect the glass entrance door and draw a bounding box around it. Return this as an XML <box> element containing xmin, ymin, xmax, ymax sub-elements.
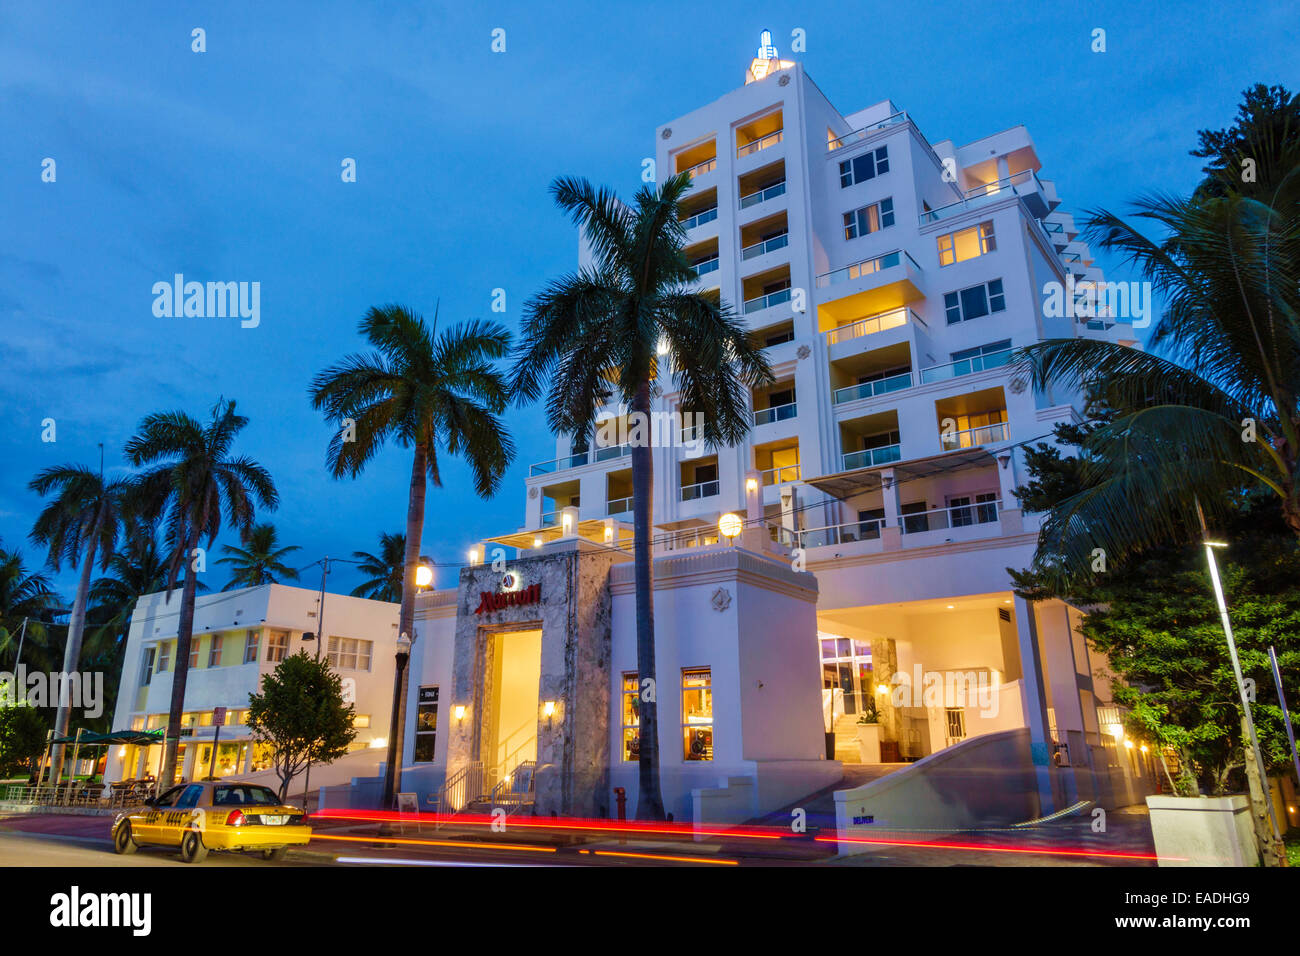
<box><xmin>819</xmin><ymin>634</ymin><xmax>872</xmax><ymax>717</ymax></box>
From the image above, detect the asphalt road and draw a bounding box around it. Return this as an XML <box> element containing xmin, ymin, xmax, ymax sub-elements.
<box><xmin>0</xmin><ymin>829</ymin><xmax>333</xmax><ymax>867</ymax></box>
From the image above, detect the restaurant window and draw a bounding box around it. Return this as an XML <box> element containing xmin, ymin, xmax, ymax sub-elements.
<box><xmin>681</xmin><ymin>668</ymin><xmax>714</xmax><ymax>761</ymax></box>
<box><xmin>243</xmin><ymin>629</ymin><xmax>260</xmax><ymax>664</ymax></box>
<box><xmin>266</xmin><ymin>630</ymin><xmax>290</xmax><ymax>663</ymax></box>
<box><xmin>208</xmin><ymin>634</ymin><xmax>223</xmax><ymax>667</ymax></box>
<box><xmin>327</xmin><ymin>637</ymin><xmax>373</xmax><ymax>671</ymax></box>
<box><xmin>156</xmin><ymin>642</ymin><xmax>171</xmax><ymax>673</ymax></box>
<box><xmin>414</xmin><ymin>686</ymin><xmax>439</xmax><ymax>763</ymax></box>
<box><xmin>621</xmin><ymin>673</ymin><xmax>640</xmax><ymax>762</ymax></box>
<box><xmin>937</xmin><ymin>220</ymin><xmax>996</xmax><ymax>266</ymax></box>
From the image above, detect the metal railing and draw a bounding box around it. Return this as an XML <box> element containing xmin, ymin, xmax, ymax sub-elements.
<box><xmin>793</xmin><ymin>518</ymin><xmax>885</xmax><ymax>548</ymax></box>
<box><xmin>816</xmin><ymin>249</ymin><xmax>920</xmax><ymax>288</ymax></box>
<box><xmin>680</xmin><ymin>479</ymin><xmax>721</xmax><ymax>501</ymax></box>
<box><xmin>681</xmin><ymin>206</ymin><xmax>718</xmax><ymax>230</ymax></box>
<box><xmin>540</xmin><ymin>510</ymin><xmax>559</xmax><ymax>527</ymax></box>
<box><xmin>761</xmin><ymin>463</ymin><xmax>801</xmax><ymax>485</ymax></box>
<box><xmin>824</xmin><ymin>307</ymin><xmax>923</xmax><ymax>345</ymax></box>
<box><xmin>529</xmin><ymin>451</ymin><xmax>590</xmax><ymax>477</ymax></box>
<box><xmin>607</xmin><ymin>496</ymin><xmax>633</xmax><ymax>516</ymax></box>
<box><xmin>594</xmin><ymin>443</ymin><xmax>634</xmax><ymax>463</ymax></box>
<box><xmin>743</xmin><ymin>286</ymin><xmax>792</xmax><ymax>314</ymax></box>
<box><xmin>940</xmin><ymin>421</ymin><xmax>1010</xmax><ymax>451</ymax></box>
<box><xmin>1</xmin><ymin>781</ymin><xmax>158</xmax><ymax>809</ymax></box>
<box><xmin>833</xmin><ymin>371</ymin><xmax>913</xmax><ymax>404</ymax></box>
<box><xmin>827</xmin><ymin>110</ymin><xmax>909</xmax><ymax>151</ymax></box>
<box><xmin>918</xmin><ymin>348</ymin><xmax>1013</xmax><ymax>384</ymax></box>
<box><xmin>739</xmin><ymin>180</ymin><xmax>786</xmax><ymax>209</ymax></box>
<box><xmin>919</xmin><ymin>169</ymin><xmax>1045</xmax><ymax>225</ymax></box>
<box><xmin>841</xmin><ymin>443</ymin><xmax>902</xmax><ymax>470</ymax></box>
<box><xmin>433</xmin><ymin>760</ymin><xmax>488</xmax><ymax>819</ymax></box>
<box><xmin>683</xmin><ymin>157</ymin><xmax>717</xmax><ymax>178</ymax></box>
<box><xmin>753</xmin><ymin>401</ymin><xmax>797</xmax><ymax>425</ymax></box>
<box><xmin>741</xmin><ymin>232</ymin><xmax>789</xmax><ymax>260</ymax></box>
<box><xmin>737</xmin><ymin>129</ymin><xmax>783</xmax><ymax>158</ymax></box>
<box><xmin>899</xmin><ymin>499</ymin><xmax>1001</xmax><ymax>534</ymax></box>
<box><xmin>692</xmin><ymin>255</ymin><xmax>720</xmax><ymax>277</ymax></box>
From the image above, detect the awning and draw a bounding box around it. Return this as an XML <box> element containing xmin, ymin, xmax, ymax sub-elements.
<box><xmin>52</xmin><ymin>730</ymin><xmax>165</xmax><ymax>746</ymax></box>
<box><xmin>805</xmin><ymin>447</ymin><xmax>998</xmax><ymax>500</ymax></box>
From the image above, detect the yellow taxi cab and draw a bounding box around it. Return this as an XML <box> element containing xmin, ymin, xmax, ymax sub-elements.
<box><xmin>112</xmin><ymin>780</ymin><xmax>312</xmax><ymax>863</ymax></box>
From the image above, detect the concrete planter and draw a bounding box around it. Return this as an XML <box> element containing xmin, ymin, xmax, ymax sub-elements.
<box><xmin>856</xmin><ymin>723</ymin><xmax>881</xmax><ymax>763</ymax></box>
<box><xmin>1144</xmin><ymin>794</ymin><xmax>1258</xmax><ymax>867</ymax></box>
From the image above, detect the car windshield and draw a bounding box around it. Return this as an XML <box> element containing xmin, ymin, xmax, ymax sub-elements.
<box><xmin>212</xmin><ymin>785</ymin><xmax>283</xmax><ymax>806</ymax></box>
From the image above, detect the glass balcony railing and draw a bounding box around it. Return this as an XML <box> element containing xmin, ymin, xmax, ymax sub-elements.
<box><xmin>841</xmin><ymin>443</ymin><xmax>902</xmax><ymax>470</ymax></box>
<box><xmin>832</xmin><ymin>371</ymin><xmax>913</xmax><ymax>405</ymax></box>
<box><xmin>827</xmin><ymin>111</ymin><xmax>909</xmax><ymax>151</ymax></box>
<box><xmin>919</xmin><ymin>169</ymin><xmax>1045</xmax><ymax>225</ymax></box>
<box><xmin>816</xmin><ymin>250</ymin><xmax>920</xmax><ymax>289</ymax></box>
<box><xmin>741</xmin><ymin>232</ymin><xmax>789</xmax><ymax>260</ymax></box>
<box><xmin>899</xmin><ymin>499</ymin><xmax>1001</xmax><ymax>534</ymax></box>
<box><xmin>744</xmin><ymin>287</ymin><xmax>792</xmax><ymax>314</ymax></box>
<box><xmin>796</xmin><ymin>518</ymin><xmax>885</xmax><ymax>548</ymax></box>
<box><xmin>737</xmin><ymin>130</ymin><xmax>783</xmax><ymax>158</ymax></box>
<box><xmin>761</xmin><ymin>463</ymin><xmax>801</xmax><ymax>485</ymax></box>
<box><xmin>594</xmin><ymin>443</ymin><xmax>634</xmax><ymax>463</ymax></box>
<box><xmin>824</xmin><ymin>307</ymin><xmax>925</xmax><ymax>345</ymax></box>
<box><xmin>607</xmin><ymin>496</ymin><xmax>633</xmax><ymax>516</ymax></box>
<box><xmin>681</xmin><ymin>206</ymin><xmax>718</xmax><ymax>230</ymax></box>
<box><xmin>680</xmin><ymin>479</ymin><xmax>721</xmax><ymax>501</ymax></box>
<box><xmin>683</xmin><ymin>157</ymin><xmax>717</xmax><ymax>179</ymax></box>
<box><xmin>692</xmin><ymin>256</ymin><xmax>720</xmax><ymax>277</ymax></box>
<box><xmin>540</xmin><ymin>510</ymin><xmax>560</xmax><ymax>527</ymax></box>
<box><xmin>940</xmin><ymin>421</ymin><xmax>1009</xmax><ymax>451</ymax></box>
<box><xmin>918</xmin><ymin>348</ymin><xmax>1013</xmax><ymax>385</ymax></box>
<box><xmin>529</xmin><ymin>451</ymin><xmax>590</xmax><ymax>477</ymax></box>
<box><xmin>753</xmin><ymin>401</ymin><xmax>797</xmax><ymax>425</ymax></box>
<box><xmin>739</xmin><ymin>180</ymin><xmax>786</xmax><ymax>209</ymax></box>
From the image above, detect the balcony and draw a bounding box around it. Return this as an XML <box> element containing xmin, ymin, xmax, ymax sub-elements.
<box><xmin>684</xmin><ymin>157</ymin><xmax>717</xmax><ymax>179</ymax></box>
<box><xmin>741</xmin><ymin>232</ymin><xmax>789</xmax><ymax>261</ymax></box>
<box><xmin>692</xmin><ymin>255</ymin><xmax>720</xmax><ymax>278</ymax></box>
<box><xmin>594</xmin><ymin>443</ymin><xmax>634</xmax><ymax>463</ymax></box>
<box><xmin>817</xmin><ymin>249</ymin><xmax>921</xmax><ymax>290</ymax></box>
<box><xmin>900</xmin><ymin>499</ymin><xmax>1001</xmax><ymax>534</ymax></box>
<box><xmin>918</xmin><ymin>348</ymin><xmax>1012</xmax><ymax>385</ymax></box>
<box><xmin>739</xmin><ymin>179</ymin><xmax>786</xmax><ymax>210</ymax></box>
<box><xmin>753</xmin><ymin>401</ymin><xmax>797</xmax><ymax>426</ymax></box>
<box><xmin>842</xmin><ymin>444</ymin><xmax>901</xmax><ymax>470</ymax></box>
<box><xmin>737</xmin><ymin>129</ymin><xmax>783</xmax><ymax>159</ymax></box>
<box><xmin>760</xmin><ymin>462</ymin><xmax>801</xmax><ymax>485</ymax></box>
<box><xmin>744</xmin><ymin>286</ymin><xmax>792</xmax><ymax>314</ymax></box>
<box><xmin>919</xmin><ymin>169</ymin><xmax>1050</xmax><ymax>225</ymax></box>
<box><xmin>681</xmin><ymin>206</ymin><xmax>718</xmax><ymax>230</ymax></box>
<box><xmin>607</xmin><ymin>496</ymin><xmax>633</xmax><ymax>517</ymax></box>
<box><xmin>680</xmin><ymin>479</ymin><xmax>721</xmax><ymax>501</ymax></box>
<box><xmin>824</xmin><ymin>307</ymin><xmax>924</xmax><ymax>346</ymax></box>
<box><xmin>827</xmin><ymin>110</ymin><xmax>909</xmax><ymax>151</ymax></box>
<box><xmin>529</xmin><ymin>451</ymin><xmax>589</xmax><ymax>477</ymax></box>
<box><xmin>940</xmin><ymin>422</ymin><xmax>1009</xmax><ymax>451</ymax></box>
<box><xmin>833</xmin><ymin>371</ymin><xmax>912</xmax><ymax>405</ymax></box>
<box><xmin>796</xmin><ymin>518</ymin><xmax>884</xmax><ymax>548</ymax></box>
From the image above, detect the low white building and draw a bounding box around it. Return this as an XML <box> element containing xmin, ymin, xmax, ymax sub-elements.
<box><xmin>106</xmin><ymin>583</ymin><xmax>400</xmax><ymax>788</ymax></box>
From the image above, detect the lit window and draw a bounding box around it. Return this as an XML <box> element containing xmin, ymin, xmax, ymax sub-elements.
<box><xmin>937</xmin><ymin>220</ymin><xmax>996</xmax><ymax>266</ymax></box>
<box><xmin>944</xmin><ymin>279</ymin><xmax>1006</xmax><ymax>324</ymax></box>
<box><xmin>243</xmin><ymin>629</ymin><xmax>260</xmax><ymax>664</ymax></box>
<box><xmin>156</xmin><ymin>642</ymin><xmax>171</xmax><ymax>673</ymax></box>
<box><xmin>327</xmin><ymin>637</ymin><xmax>373</xmax><ymax>671</ymax></box>
<box><xmin>621</xmin><ymin>673</ymin><xmax>640</xmax><ymax>762</ymax></box>
<box><xmin>681</xmin><ymin>668</ymin><xmax>713</xmax><ymax>761</ymax></box>
<box><xmin>208</xmin><ymin>634</ymin><xmax>223</xmax><ymax>668</ymax></box>
<box><xmin>266</xmin><ymin>630</ymin><xmax>290</xmax><ymax>663</ymax></box>
<box><xmin>839</xmin><ymin>146</ymin><xmax>889</xmax><ymax>187</ymax></box>
<box><xmin>843</xmin><ymin>197</ymin><xmax>895</xmax><ymax>240</ymax></box>
<box><xmin>141</xmin><ymin>646</ymin><xmax>156</xmax><ymax>686</ymax></box>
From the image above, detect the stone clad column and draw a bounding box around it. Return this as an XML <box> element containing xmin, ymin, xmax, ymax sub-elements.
<box><xmin>870</xmin><ymin>638</ymin><xmax>900</xmax><ymax>749</ymax></box>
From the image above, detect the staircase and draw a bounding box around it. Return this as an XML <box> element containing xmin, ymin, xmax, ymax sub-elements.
<box><xmin>832</xmin><ymin>714</ymin><xmax>862</xmax><ymax>763</ymax></box>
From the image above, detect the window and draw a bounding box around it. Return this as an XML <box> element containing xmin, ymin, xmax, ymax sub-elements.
<box><xmin>839</xmin><ymin>146</ymin><xmax>889</xmax><ymax>187</ymax></box>
<box><xmin>901</xmin><ymin>501</ymin><xmax>930</xmax><ymax>534</ymax></box>
<box><xmin>208</xmin><ymin>634</ymin><xmax>223</xmax><ymax>667</ymax></box>
<box><xmin>243</xmin><ymin>629</ymin><xmax>260</xmax><ymax>664</ymax></box>
<box><xmin>327</xmin><ymin>637</ymin><xmax>373</xmax><ymax>671</ymax></box>
<box><xmin>764</xmin><ymin>328</ymin><xmax>794</xmax><ymax>347</ymax></box>
<box><xmin>212</xmin><ymin>784</ymin><xmax>280</xmax><ymax>806</ymax></box>
<box><xmin>863</xmin><ymin>429</ymin><xmax>901</xmax><ymax>450</ymax></box>
<box><xmin>843</xmin><ymin>197</ymin><xmax>895</xmax><ymax>239</ymax></box>
<box><xmin>190</xmin><ymin>639</ymin><xmax>201</xmax><ymax>669</ymax></box>
<box><xmin>154</xmin><ymin>785</ymin><xmax>185</xmax><ymax>809</ymax></box>
<box><xmin>681</xmin><ymin>668</ymin><xmax>713</xmax><ymax>761</ymax></box>
<box><xmin>856</xmin><ymin>508</ymin><xmax>885</xmax><ymax>540</ymax></box>
<box><xmin>414</xmin><ymin>686</ymin><xmax>439</xmax><ymax>762</ymax></box>
<box><xmin>141</xmin><ymin>647</ymin><xmax>156</xmax><ymax>686</ymax></box>
<box><xmin>266</xmin><ymin>630</ymin><xmax>289</xmax><ymax>663</ymax></box>
<box><xmin>944</xmin><ymin>279</ymin><xmax>1006</xmax><ymax>324</ymax></box>
<box><xmin>950</xmin><ymin>339</ymin><xmax>1012</xmax><ymax>366</ymax></box>
<box><xmin>949</xmin><ymin>492</ymin><xmax>999</xmax><ymax>527</ymax></box>
<box><xmin>176</xmin><ymin>784</ymin><xmax>205</xmax><ymax>810</ymax></box>
<box><xmin>937</xmin><ymin>220</ymin><xmax>996</xmax><ymax>266</ymax></box>
<box><xmin>156</xmin><ymin>642</ymin><xmax>171</xmax><ymax>673</ymax></box>
<box><xmin>621</xmin><ymin>673</ymin><xmax>640</xmax><ymax>762</ymax></box>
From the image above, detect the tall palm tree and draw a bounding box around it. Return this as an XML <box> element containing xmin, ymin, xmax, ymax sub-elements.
<box><xmin>511</xmin><ymin>173</ymin><xmax>772</xmax><ymax>819</ymax></box>
<box><xmin>0</xmin><ymin>540</ymin><xmax>58</xmax><ymax>671</ymax></box>
<box><xmin>1015</xmin><ymin>165</ymin><xmax>1300</xmax><ymax>584</ymax></box>
<box><xmin>351</xmin><ymin>531</ymin><xmax>430</xmax><ymax>603</ymax></box>
<box><xmin>310</xmin><ymin>305</ymin><xmax>514</xmax><ymax>806</ymax></box>
<box><xmin>216</xmin><ymin>522</ymin><xmax>301</xmax><ymax>590</ymax></box>
<box><xmin>28</xmin><ymin>466</ymin><xmax>129</xmax><ymax>780</ymax></box>
<box><xmin>125</xmin><ymin>399</ymin><xmax>278</xmax><ymax>786</ymax></box>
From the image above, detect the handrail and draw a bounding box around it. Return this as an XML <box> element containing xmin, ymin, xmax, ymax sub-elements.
<box><xmin>761</xmin><ymin>463</ymin><xmax>801</xmax><ymax>485</ymax></box>
<box><xmin>841</xmin><ymin>443</ymin><xmax>902</xmax><ymax>470</ymax></box>
<box><xmin>741</xmin><ymin>232</ymin><xmax>789</xmax><ymax>260</ymax></box>
<box><xmin>832</xmin><ymin>371</ymin><xmax>913</xmax><ymax>404</ymax></box>
<box><xmin>824</xmin><ymin>307</ymin><xmax>920</xmax><ymax>345</ymax></box>
<box><xmin>529</xmin><ymin>451</ymin><xmax>590</xmax><ymax>477</ymax></box>
<box><xmin>899</xmin><ymin>498</ymin><xmax>1001</xmax><ymax>533</ymax></box>
<box><xmin>815</xmin><ymin>249</ymin><xmax>920</xmax><ymax>288</ymax></box>
<box><xmin>737</xmin><ymin>129</ymin><xmax>783</xmax><ymax>158</ymax></box>
<box><xmin>753</xmin><ymin>401</ymin><xmax>797</xmax><ymax>425</ymax></box>
<box><xmin>743</xmin><ymin>286</ymin><xmax>792</xmax><ymax>314</ymax></box>
<box><xmin>827</xmin><ymin>110</ymin><xmax>909</xmax><ymax>151</ymax></box>
<box><xmin>919</xmin><ymin>169</ymin><xmax>1045</xmax><ymax>225</ymax></box>
<box><xmin>681</xmin><ymin>206</ymin><xmax>718</xmax><ymax>230</ymax></box>
<box><xmin>794</xmin><ymin>518</ymin><xmax>886</xmax><ymax>547</ymax></box>
<box><xmin>692</xmin><ymin>255</ymin><xmax>720</xmax><ymax>276</ymax></box>
<box><xmin>680</xmin><ymin>479</ymin><xmax>721</xmax><ymax>501</ymax></box>
<box><xmin>940</xmin><ymin>422</ymin><xmax>1009</xmax><ymax>450</ymax></box>
<box><xmin>683</xmin><ymin>156</ymin><xmax>717</xmax><ymax>178</ymax></box>
<box><xmin>607</xmin><ymin>495</ymin><xmax>633</xmax><ymax>515</ymax></box>
<box><xmin>918</xmin><ymin>347</ymin><xmax>1013</xmax><ymax>384</ymax></box>
<box><xmin>739</xmin><ymin>179</ymin><xmax>786</xmax><ymax>209</ymax></box>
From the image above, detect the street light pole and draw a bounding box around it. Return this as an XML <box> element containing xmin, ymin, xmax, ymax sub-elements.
<box><xmin>301</xmin><ymin>558</ymin><xmax>329</xmax><ymax>810</ymax></box>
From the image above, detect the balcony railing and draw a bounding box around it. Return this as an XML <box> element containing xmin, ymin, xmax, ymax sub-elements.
<box><xmin>832</xmin><ymin>371</ymin><xmax>913</xmax><ymax>405</ymax></box>
<box><xmin>824</xmin><ymin>307</ymin><xmax>925</xmax><ymax>345</ymax></box>
<box><xmin>918</xmin><ymin>348</ymin><xmax>1013</xmax><ymax>384</ymax></box>
<box><xmin>739</xmin><ymin>180</ymin><xmax>786</xmax><ymax>209</ymax></box>
<box><xmin>741</xmin><ymin>232</ymin><xmax>789</xmax><ymax>260</ymax></box>
<box><xmin>529</xmin><ymin>451</ymin><xmax>590</xmax><ymax>477</ymax></box>
<box><xmin>816</xmin><ymin>249</ymin><xmax>920</xmax><ymax>289</ymax></box>
<box><xmin>681</xmin><ymin>206</ymin><xmax>718</xmax><ymax>230</ymax></box>
<box><xmin>761</xmin><ymin>463</ymin><xmax>801</xmax><ymax>485</ymax></box>
<box><xmin>683</xmin><ymin>157</ymin><xmax>717</xmax><ymax>179</ymax></box>
<box><xmin>753</xmin><ymin>401</ymin><xmax>797</xmax><ymax>426</ymax></box>
<box><xmin>607</xmin><ymin>496</ymin><xmax>633</xmax><ymax>516</ymax></box>
<box><xmin>841</xmin><ymin>443</ymin><xmax>902</xmax><ymax>470</ymax></box>
<box><xmin>899</xmin><ymin>499</ymin><xmax>1001</xmax><ymax>534</ymax></box>
<box><xmin>919</xmin><ymin>169</ymin><xmax>1045</xmax><ymax>225</ymax></box>
<box><xmin>692</xmin><ymin>256</ymin><xmax>720</xmax><ymax>277</ymax></box>
<box><xmin>540</xmin><ymin>510</ymin><xmax>560</xmax><ymax>527</ymax></box>
<box><xmin>594</xmin><ymin>443</ymin><xmax>634</xmax><ymax>463</ymax></box>
<box><xmin>827</xmin><ymin>110</ymin><xmax>909</xmax><ymax>151</ymax></box>
<box><xmin>744</xmin><ymin>287</ymin><xmax>792</xmax><ymax>314</ymax></box>
<box><xmin>795</xmin><ymin>518</ymin><xmax>885</xmax><ymax>548</ymax></box>
<box><xmin>737</xmin><ymin>129</ymin><xmax>783</xmax><ymax>158</ymax></box>
<box><xmin>940</xmin><ymin>421</ymin><xmax>1010</xmax><ymax>451</ymax></box>
<box><xmin>680</xmin><ymin>479</ymin><xmax>721</xmax><ymax>501</ymax></box>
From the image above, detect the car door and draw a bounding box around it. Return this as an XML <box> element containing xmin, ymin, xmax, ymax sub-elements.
<box><xmin>134</xmin><ymin>785</ymin><xmax>185</xmax><ymax>845</ymax></box>
<box><xmin>152</xmin><ymin>784</ymin><xmax>206</xmax><ymax>846</ymax></box>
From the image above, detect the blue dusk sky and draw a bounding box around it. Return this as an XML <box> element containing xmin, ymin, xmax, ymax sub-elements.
<box><xmin>2</xmin><ymin>1</ymin><xmax>1296</xmax><ymax>598</ymax></box>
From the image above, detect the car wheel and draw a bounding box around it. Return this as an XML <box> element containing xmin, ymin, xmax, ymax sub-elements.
<box><xmin>179</xmin><ymin>829</ymin><xmax>208</xmax><ymax>864</ymax></box>
<box><xmin>262</xmin><ymin>847</ymin><xmax>289</xmax><ymax>862</ymax></box>
<box><xmin>113</xmin><ymin>822</ymin><xmax>138</xmax><ymax>855</ymax></box>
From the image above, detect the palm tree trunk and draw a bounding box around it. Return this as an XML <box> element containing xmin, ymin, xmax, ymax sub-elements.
<box><xmin>49</xmin><ymin>509</ymin><xmax>103</xmax><ymax>786</ymax></box>
<box><xmin>382</xmin><ymin>443</ymin><xmax>428</xmax><ymax>807</ymax></box>
<box><xmin>631</xmin><ymin>380</ymin><xmax>666</xmax><ymax>820</ymax></box>
<box><xmin>159</xmin><ymin>528</ymin><xmax>202</xmax><ymax>787</ymax></box>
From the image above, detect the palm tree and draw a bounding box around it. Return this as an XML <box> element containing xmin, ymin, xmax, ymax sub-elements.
<box><xmin>216</xmin><ymin>522</ymin><xmax>301</xmax><ymax>590</ymax></box>
<box><xmin>310</xmin><ymin>305</ymin><xmax>514</xmax><ymax>806</ymax></box>
<box><xmin>1014</xmin><ymin>165</ymin><xmax>1300</xmax><ymax>584</ymax></box>
<box><xmin>510</xmin><ymin>173</ymin><xmax>772</xmax><ymax>818</ymax></box>
<box><xmin>351</xmin><ymin>532</ymin><xmax>430</xmax><ymax>603</ymax></box>
<box><xmin>28</xmin><ymin>466</ymin><xmax>129</xmax><ymax>780</ymax></box>
<box><xmin>0</xmin><ymin>540</ymin><xmax>58</xmax><ymax>671</ymax></box>
<box><xmin>125</xmin><ymin>399</ymin><xmax>278</xmax><ymax>786</ymax></box>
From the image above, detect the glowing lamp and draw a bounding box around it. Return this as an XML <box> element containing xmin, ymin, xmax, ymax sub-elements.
<box><xmin>533</xmin><ymin>536</ymin><xmax>542</xmax><ymax>548</ymax></box>
<box><xmin>415</xmin><ymin>564</ymin><xmax>434</xmax><ymax>588</ymax></box>
<box><xmin>369</xmin><ymin>738</ymin><xmax>387</xmax><ymax>749</ymax></box>
<box><xmin>718</xmin><ymin>513</ymin><xmax>743</xmax><ymax>539</ymax></box>
<box><xmin>542</xmin><ymin>701</ymin><xmax>557</xmax><ymax>718</ymax></box>
<box><xmin>454</xmin><ymin>705</ymin><xmax>466</xmax><ymax>722</ymax></box>
<box><xmin>745</xmin><ymin>477</ymin><xmax>759</xmax><ymax>493</ymax></box>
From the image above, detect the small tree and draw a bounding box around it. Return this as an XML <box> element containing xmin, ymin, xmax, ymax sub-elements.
<box><xmin>0</xmin><ymin>697</ymin><xmax>48</xmax><ymax>779</ymax></box>
<box><xmin>246</xmin><ymin>651</ymin><xmax>356</xmax><ymax>802</ymax></box>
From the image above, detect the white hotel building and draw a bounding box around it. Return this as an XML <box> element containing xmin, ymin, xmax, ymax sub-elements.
<box><xmin>396</xmin><ymin>45</ymin><xmax>1155</xmax><ymax>836</ymax></box>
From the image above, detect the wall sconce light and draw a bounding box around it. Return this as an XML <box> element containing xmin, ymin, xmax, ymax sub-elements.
<box><xmin>997</xmin><ymin>453</ymin><xmax>1011</xmax><ymax>470</ymax></box>
<box><xmin>542</xmin><ymin>700</ymin><xmax>557</xmax><ymax>719</ymax></box>
<box><xmin>454</xmin><ymin>705</ymin><xmax>466</xmax><ymax>722</ymax></box>
<box><xmin>533</xmin><ymin>536</ymin><xmax>543</xmax><ymax>548</ymax></box>
<box><xmin>745</xmin><ymin>477</ymin><xmax>759</xmax><ymax>493</ymax></box>
<box><xmin>604</xmin><ymin>525</ymin><xmax>614</xmax><ymax>542</ymax></box>
<box><xmin>561</xmin><ymin>513</ymin><xmax>573</xmax><ymax>533</ymax></box>
<box><xmin>467</xmin><ymin>546</ymin><xmax>481</xmax><ymax>566</ymax></box>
